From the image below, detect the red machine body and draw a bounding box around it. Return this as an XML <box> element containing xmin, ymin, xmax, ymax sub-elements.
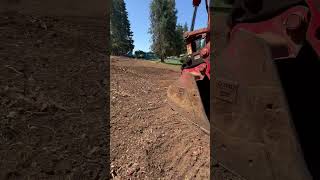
<box><xmin>182</xmin><ymin>0</ymin><xmax>211</xmax><ymax>81</ymax></box>
<box><xmin>166</xmin><ymin>0</ymin><xmax>211</xmax><ymax>134</ymax></box>
<box><xmin>212</xmin><ymin>0</ymin><xmax>320</xmax><ymax>179</ymax></box>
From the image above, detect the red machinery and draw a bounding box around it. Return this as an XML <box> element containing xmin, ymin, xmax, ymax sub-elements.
<box><xmin>168</xmin><ymin>0</ymin><xmax>320</xmax><ymax>179</ymax></box>
<box><xmin>213</xmin><ymin>0</ymin><xmax>320</xmax><ymax>179</ymax></box>
<box><xmin>167</xmin><ymin>0</ymin><xmax>211</xmax><ymax>134</ymax></box>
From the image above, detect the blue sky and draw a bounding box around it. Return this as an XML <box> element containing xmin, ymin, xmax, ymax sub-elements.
<box><xmin>125</xmin><ymin>0</ymin><xmax>208</xmax><ymax>52</ymax></box>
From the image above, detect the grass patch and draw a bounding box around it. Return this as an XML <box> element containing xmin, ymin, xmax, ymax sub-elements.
<box><xmin>164</xmin><ymin>58</ymin><xmax>183</xmax><ymax>65</ymax></box>
<box><xmin>152</xmin><ymin>58</ymin><xmax>183</xmax><ymax>66</ymax></box>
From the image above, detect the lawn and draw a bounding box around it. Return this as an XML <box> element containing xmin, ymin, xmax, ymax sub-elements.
<box><xmin>151</xmin><ymin>57</ymin><xmax>183</xmax><ymax>66</ymax></box>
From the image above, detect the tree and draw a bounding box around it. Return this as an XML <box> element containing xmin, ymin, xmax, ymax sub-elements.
<box><xmin>134</xmin><ymin>50</ymin><xmax>146</xmax><ymax>59</ymax></box>
<box><xmin>149</xmin><ymin>0</ymin><xmax>178</xmax><ymax>62</ymax></box>
<box><xmin>182</xmin><ymin>22</ymin><xmax>189</xmax><ymax>53</ymax></box>
<box><xmin>183</xmin><ymin>22</ymin><xmax>189</xmax><ymax>32</ymax></box>
<box><xmin>174</xmin><ymin>22</ymin><xmax>189</xmax><ymax>56</ymax></box>
<box><xmin>174</xmin><ymin>24</ymin><xmax>185</xmax><ymax>56</ymax></box>
<box><xmin>111</xmin><ymin>0</ymin><xmax>134</xmax><ymax>56</ymax></box>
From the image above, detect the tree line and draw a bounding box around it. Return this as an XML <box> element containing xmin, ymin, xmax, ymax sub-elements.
<box><xmin>110</xmin><ymin>0</ymin><xmax>134</xmax><ymax>55</ymax></box>
<box><xmin>111</xmin><ymin>0</ymin><xmax>189</xmax><ymax>62</ymax></box>
<box><xmin>149</xmin><ymin>0</ymin><xmax>189</xmax><ymax>62</ymax></box>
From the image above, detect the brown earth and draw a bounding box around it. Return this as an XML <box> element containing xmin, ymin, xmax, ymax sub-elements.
<box><xmin>110</xmin><ymin>57</ymin><xmax>244</xmax><ymax>180</ymax></box>
<box><xmin>110</xmin><ymin>56</ymin><xmax>210</xmax><ymax>179</ymax></box>
<box><xmin>0</xmin><ymin>9</ymin><xmax>244</xmax><ymax>180</ymax></box>
<box><xmin>0</xmin><ymin>11</ymin><xmax>108</xmax><ymax>179</ymax></box>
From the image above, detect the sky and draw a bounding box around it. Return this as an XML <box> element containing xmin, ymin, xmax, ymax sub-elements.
<box><xmin>125</xmin><ymin>0</ymin><xmax>208</xmax><ymax>52</ymax></box>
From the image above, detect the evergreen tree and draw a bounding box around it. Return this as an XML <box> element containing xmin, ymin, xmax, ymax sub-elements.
<box><xmin>149</xmin><ymin>0</ymin><xmax>178</xmax><ymax>62</ymax></box>
<box><xmin>182</xmin><ymin>22</ymin><xmax>189</xmax><ymax>53</ymax></box>
<box><xmin>174</xmin><ymin>24</ymin><xmax>185</xmax><ymax>56</ymax></box>
<box><xmin>111</xmin><ymin>0</ymin><xmax>134</xmax><ymax>55</ymax></box>
<box><xmin>183</xmin><ymin>22</ymin><xmax>189</xmax><ymax>32</ymax></box>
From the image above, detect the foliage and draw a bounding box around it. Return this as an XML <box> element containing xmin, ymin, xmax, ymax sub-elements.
<box><xmin>149</xmin><ymin>0</ymin><xmax>186</xmax><ymax>62</ymax></box>
<box><xmin>134</xmin><ymin>50</ymin><xmax>146</xmax><ymax>58</ymax></box>
<box><xmin>111</xmin><ymin>0</ymin><xmax>134</xmax><ymax>55</ymax></box>
<box><xmin>174</xmin><ymin>24</ymin><xmax>185</xmax><ymax>56</ymax></box>
<box><xmin>183</xmin><ymin>22</ymin><xmax>189</xmax><ymax>32</ymax></box>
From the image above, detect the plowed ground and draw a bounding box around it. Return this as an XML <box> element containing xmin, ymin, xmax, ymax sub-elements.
<box><xmin>0</xmin><ymin>11</ymin><xmax>108</xmax><ymax>179</ymax></box>
<box><xmin>110</xmin><ymin>56</ymin><xmax>210</xmax><ymax>179</ymax></box>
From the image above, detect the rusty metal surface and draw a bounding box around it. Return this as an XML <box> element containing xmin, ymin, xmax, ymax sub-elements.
<box><xmin>227</xmin><ymin>0</ymin><xmax>304</xmax><ymax>26</ymax></box>
<box><xmin>306</xmin><ymin>0</ymin><xmax>320</xmax><ymax>57</ymax></box>
<box><xmin>185</xmin><ymin>28</ymin><xmax>210</xmax><ymax>40</ymax></box>
<box><xmin>230</xmin><ymin>6</ymin><xmax>309</xmax><ymax>60</ymax></box>
<box><xmin>211</xmin><ymin>30</ymin><xmax>312</xmax><ymax>180</ymax></box>
<box><xmin>169</xmin><ymin>0</ymin><xmax>211</xmax><ymax>134</ymax></box>
<box><xmin>167</xmin><ymin>72</ymin><xmax>210</xmax><ymax>134</ymax></box>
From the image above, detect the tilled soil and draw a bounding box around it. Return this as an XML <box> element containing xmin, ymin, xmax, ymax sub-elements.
<box><xmin>110</xmin><ymin>57</ymin><xmax>210</xmax><ymax>179</ymax></box>
<box><xmin>0</xmin><ymin>11</ymin><xmax>108</xmax><ymax>179</ymax></box>
<box><xmin>0</xmin><ymin>10</ymin><xmax>244</xmax><ymax>180</ymax></box>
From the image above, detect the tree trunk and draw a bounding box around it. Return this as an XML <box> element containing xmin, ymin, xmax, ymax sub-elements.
<box><xmin>160</xmin><ymin>56</ymin><xmax>165</xmax><ymax>63</ymax></box>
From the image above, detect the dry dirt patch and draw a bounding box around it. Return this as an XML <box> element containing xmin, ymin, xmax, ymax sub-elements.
<box><xmin>110</xmin><ymin>57</ymin><xmax>210</xmax><ymax>179</ymax></box>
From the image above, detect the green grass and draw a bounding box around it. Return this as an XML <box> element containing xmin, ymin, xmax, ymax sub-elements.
<box><xmin>152</xmin><ymin>58</ymin><xmax>183</xmax><ymax>66</ymax></box>
<box><xmin>164</xmin><ymin>58</ymin><xmax>183</xmax><ymax>65</ymax></box>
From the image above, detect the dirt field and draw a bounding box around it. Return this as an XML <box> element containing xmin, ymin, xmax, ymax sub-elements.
<box><xmin>0</xmin><ymin>10</ymin><xmax>245</xmax><ymax>180</ymax></box>
<box><xmin>0</xmin><ymin>11</ymin><xmax>108</xmax><ymax>179</ymax></box>
<box><xmin>110</xmin><ymin>56</ymin><xmax>210</xmax><ymax>179</ymax></box>
<box><xmin>110</xmin><ymin>56</ymin><xmax>245</xmax><ymax>180</ymax></box>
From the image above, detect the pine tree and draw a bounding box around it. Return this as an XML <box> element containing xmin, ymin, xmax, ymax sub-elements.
<box><xmin>111</xmin><ymin>0</ymin><xmax>134</xmax><ymax>55</ymax></box>
<box><xmin>183</xmin><ymin>22</ymin><xmax>189</xmax><ymax>32</ymax></box>
<box><xmin>174</xmin><ymin>24</ymin><xmax>185</xmax><ymax>56</ymax></box>
<box><xmin>182</xmin><ymin>22</ymin><xmax>189</xmax><ymax>53</ymax></box>
<box><xmin>149</xmin><ymin>0</ymin><xmax>178</xmax><ymax>62</ymax></box>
